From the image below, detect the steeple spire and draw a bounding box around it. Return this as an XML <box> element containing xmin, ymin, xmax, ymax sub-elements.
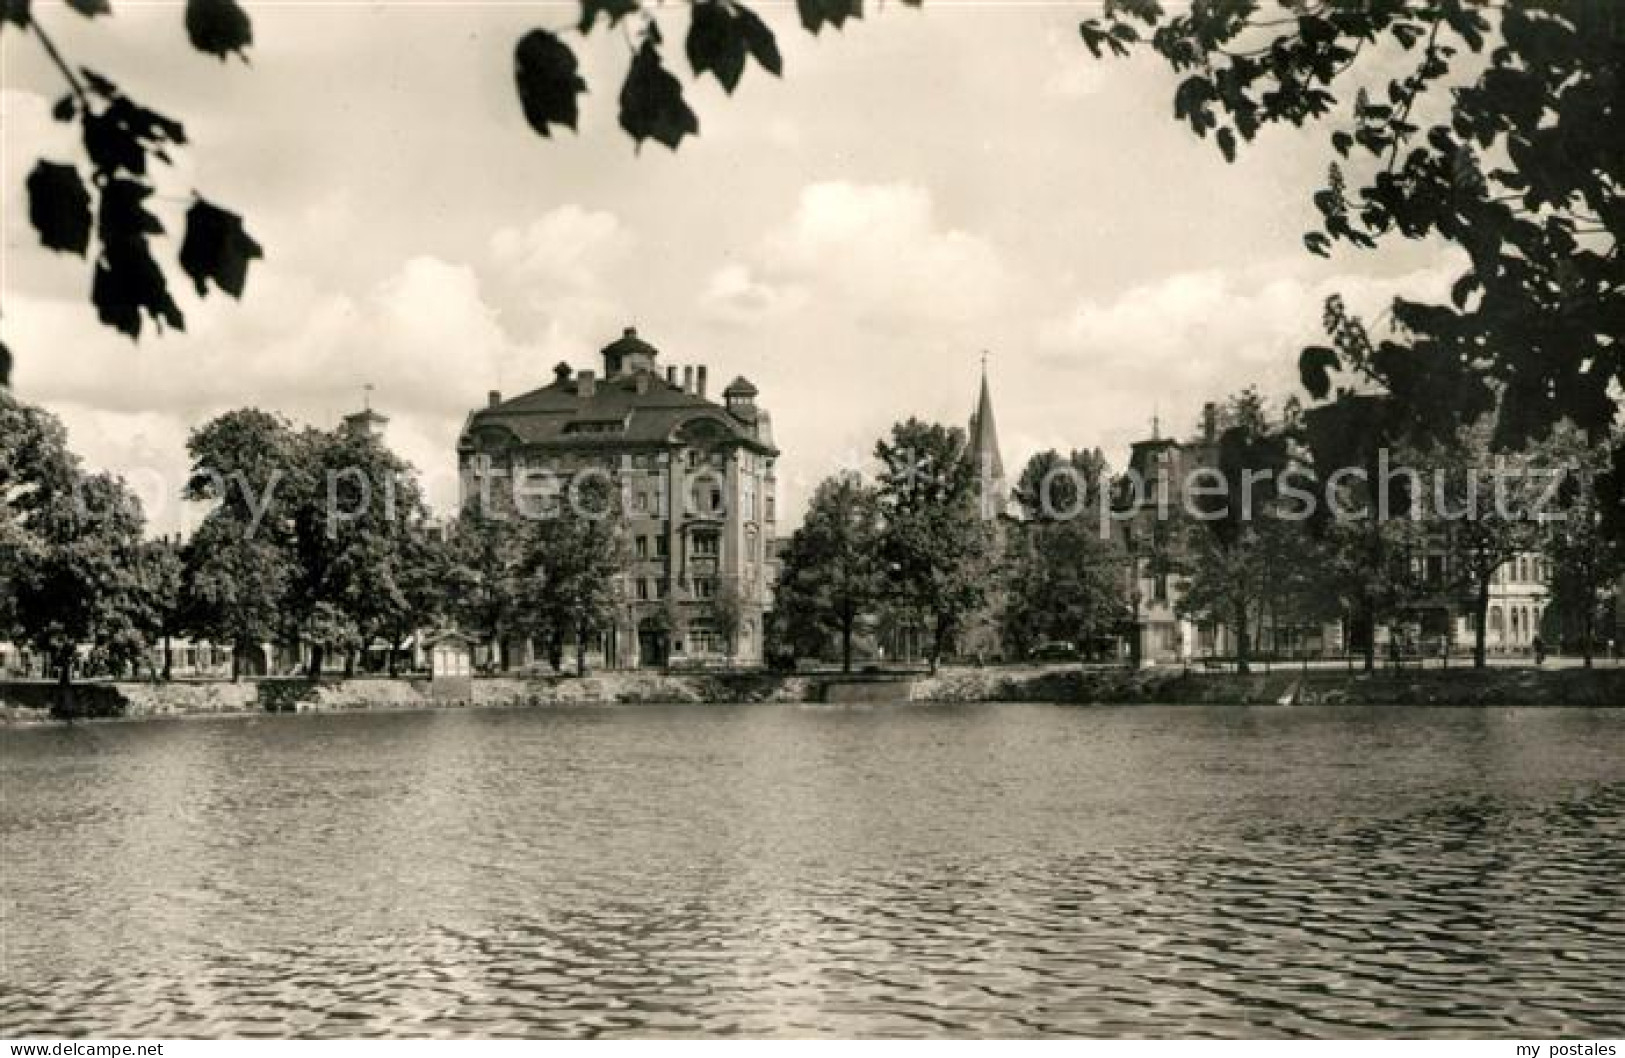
<box><xmin>968</xmin><ymin>354</ymin><xmax>1007</xmax><ymax>516</ymax></box>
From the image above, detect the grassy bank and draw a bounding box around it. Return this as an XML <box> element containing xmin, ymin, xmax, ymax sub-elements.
<box><xmin>4</xmin><ymin>664</ymin><xmax>1623</xmax><ymax>724</ymax></box>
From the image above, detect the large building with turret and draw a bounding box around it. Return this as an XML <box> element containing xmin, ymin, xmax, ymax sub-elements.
<box><xmin>457</xmin><ymin>328</ymin><xmax>779</xmax><ymax>669</ymax></box>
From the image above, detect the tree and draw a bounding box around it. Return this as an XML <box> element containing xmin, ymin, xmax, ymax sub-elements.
<box><xmin>706</xmin><ymin>578</ymin><xmax>747</xmax><ymax>668</ymax></box>
<box><xmin>1012</xmin><ymin>448</ymin><xmax>1109</xmax><ymax>523</ymax></box>
<box><xmin>304</xmin><ymin>600</ymin><xmax>361</xmax><ymax>680</ymax></box>
<box><xmin>1298</xmin><ymin>382</ymin><xmax>1432</xmax><ymax>671</ymax></box>
<box><xmin>183</xmin><ymin>409</ymin><xmax>301</xmax><ymax>678</ymax></box>
<box><xmin>1083</xmin><ymin>2</ymin><xmax>1622</xmax><ymax>448</ymax></box>
<box><xmin>875</xmin><ymin>418</ymin><xmax>995</xmax><ymax>674</ymax></box>
<box><xmin>185</xmin><ymin>408</ymin><xmax>431</xmax><ymax>679</ymax></box>
<box><xmin>1538</xmin><ymin>424</ymin><xmax>1624</xmax><ymax>667</ymax></box>
<box><xmin>1</xmin><ymin>390</ymin><xmax>77</xmax><ymax>636</ymax></box>
<box><xmin>774</xmin><ymin>472</ymin><xmax>886</xmax><ymax>673</ymax></box>
<box><xmin>138</xmin><ymin>536</ymin><xmax>184</xmax><ymax>681</ymax></box>
<box><xmin>378</xmin><ymin>529</ymin><xmax>455</xmax><ymax>677</ymax></box>
<box><xmin>514</xmin><ymin>476</ymin><xmax>627</xmax><ymax>676</ymax></box>
<box><xmin>1411</xmin><ymin>421</ymin><xmax>1543</xmax><ymax>668</ymax></box>
<box><xmin>182</xmin><ymin>517</ymin><xmax>292</xmax><ymax>681</ymax></box>
<box><xmin>5</xmin><ymin>393</ymin><xmax>158</xmax><ymax>701</ymax></box>
<box><xmin>1001</xmin><ymin>516</ymin><xmax>1126</xmax><ymax>662</ymax></box>
<box><xmin>445</xmin><ymin>512</ymin><xmax>527</xmax><ymax>671</ymax></box>
<box><xmin>297</xmin><ymin>423</ymin><xmax>429</xmax><ymax>678</ymax></box>
<box><xmin>1176</xmin><ymin>388</ymin><xmax>1291</xmax><ymax>673</ymax></box>
<box><xmin>11</xmin><ymin>467</ymin><xmax>152</xmax><ymax>712</ymax></box>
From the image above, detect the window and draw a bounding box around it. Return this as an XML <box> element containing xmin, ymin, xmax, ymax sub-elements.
<box><xmin>635</xmin><ymin>536</ymin><xmax>648</xmax><ymax>559</ymax></box>
<box><xmin>692</xmin><ymin>531</ymin><xmax>719</xmax><ymax>558</ymax></box>
<box><xmin>688</xmin><ymin>622</ymin><xmax>722</xmax><ymax>655</ymax></box>
<box><xmin>655</xmin><ymin>536</ymin><xmax>669</xmax><ymax>558</ymax></box>
<box><xmin>694</xmin><ymin>577</ymin><xmax>717</xmax><ymax>600</ymax></box>
<box><xmin>635</xmin><ymin>579</ymin><xmax>650</xmax><ymax>601</ymax></box>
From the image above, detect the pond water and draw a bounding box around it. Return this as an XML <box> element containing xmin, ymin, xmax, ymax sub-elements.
<box><xmin>3</xmin><ymin>704</ymin><xmax>1623</xmax><ymax>1038</ymax></box>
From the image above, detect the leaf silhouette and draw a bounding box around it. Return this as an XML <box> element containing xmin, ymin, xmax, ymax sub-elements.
<box><xmin>514</xmin><ymin>29</ymin><xmax>585</xmax><ymax>138</ymax></box>
<box><xmin>179</xmin><ymin>198</ymin><xmax>264</xmax><ymax>298</ymax></box>
<box><xmin>688</xmin><ymin>2</ymin><xmax>748</xmax><ymax>93</ymax></box>
<box><xmin>735</xmin><ymin>4</ymin><xmax>783</xmax><ymax>77</ymax></box>
<box><xmin>688</xmin><ymin>1</ymin><xmax>781</xmax><ymax>90</ymax></box>
<box><xmin>620</xmin><ymin>38</ymin><xmax>699</xmax><ymax>150</ymax></box>
<box><xmin>26</xmin><ymin>161</ymin><xmax>92</xmax><ymax>256</ymax></box>
<box><xmin>94</xmin><ymin>240</ymin><xmax>185</xmax><ymax>340</ymax></box>
<box><xmin>797</xmin><ymin>0</ymin><xmax>862</xmax><ymax>35</ymax></box>
<box><xmin>1299</xmin><ymin>346</ymin><xmax>1341</xmax><ymax>400</ymax></box>
<box><xmin>578</xmin><ymin>0</ymin><xmax>638</xmax><ymax>32</ymax></box>
<box><xmin>1</xmin><ymin>0</ymin><xmax>31</xmax><ymax>27</ymax></box>
<box><xmin>65</xmin><ymin>0</ymin><xmax>110</xmax><ymax>16</ymax></box>
<box><xmin>185</xmin><ymin>0</ymin><xmax>253</xmax><ymax>59</ymax></box>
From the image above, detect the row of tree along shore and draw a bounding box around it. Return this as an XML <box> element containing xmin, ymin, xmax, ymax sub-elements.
<box><xmin>779</xmin><ymin>387</ymin><xmax>1625</xmax><ymax>678</ymax></box>
<box><xmin>5</xmin><ymin>376</ymin><xmax>1625</xmax><ymax>720</ymax></box>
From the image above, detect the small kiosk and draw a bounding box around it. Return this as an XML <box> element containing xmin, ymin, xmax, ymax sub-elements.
<box><xmin>425</xmin><ymin>631</ymin><xmax>475</xmax><ymax>702</ymax></box>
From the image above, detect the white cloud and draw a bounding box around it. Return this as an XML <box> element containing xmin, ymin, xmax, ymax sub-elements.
<box><xmin>1037</xmin><ymin>258</ymin><xmax>1462</xmax><ymax>403</ymax></box>
<box><xmin>5</xmin><ymin>209</ymin><xmax>643</xmax><ymax>520</ymax></box>
<box><xmin>487</xmin><ymin>206</ymin><xmax>633</xmax><ymax>292</ymax></box>
<box><xmin>704</xmin><ymin>181</ymin><xmax>1012</xmax><ymax>328</ymax></box>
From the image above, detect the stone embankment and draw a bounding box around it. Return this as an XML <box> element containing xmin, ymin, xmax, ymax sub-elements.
<box><xmin>5</xmin><ymin>664</ymin><xmax>1622</xmax><ymax>724</ymax></box>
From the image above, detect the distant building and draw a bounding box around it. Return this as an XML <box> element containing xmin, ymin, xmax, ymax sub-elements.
<box><xmin>1413</xmin><ymin>551</ymin><xmax>1549</xmax><ymax>654</ymax></box>
<box><xmin>1111</xmin><ymin>405</ymin><xmax>1342</xmax><ymax>665</ymax></box>
<box><xmin>1112</xmin><ymin>405</ymin><xmax>1554</xmax><ymax>665</ymax></box>
<box><xmin>456</xmin><ymin>328</ymin><xmax>779</xmax><ymax>669</ymax></box>
<box><xmin>1112</xmin><ymin>409</ymin><xmax>1222</xmax><ymax>665</ymax></box>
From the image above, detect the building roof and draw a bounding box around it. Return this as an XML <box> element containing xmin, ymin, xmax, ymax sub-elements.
<box><xmin>461</xmin><ymin>365</ymin><xmax>775</xmax><ymax>455</ymax></box>
<box><xmin>601</xmin><ymin>326</ymin><xmax>659</xmax><ymax>366</ymax></box>
<box><xmin>723</xmin><ymin>376</ymin><xmax>759</xmax><ymax>398</ymax></box>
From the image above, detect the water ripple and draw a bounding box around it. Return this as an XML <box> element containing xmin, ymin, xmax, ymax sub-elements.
<box><xmin>3</xmin><ymin>704</ymin><xmax>1623</xmax><ymax>1037</ymax></box>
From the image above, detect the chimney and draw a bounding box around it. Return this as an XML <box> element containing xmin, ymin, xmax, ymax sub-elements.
<box><xmin>1202</xmin><ymin>402</ymin><xmax>1218</xmax><ymax>443</ymax></box>
<box><xmin>488</xmin><ymin>390</ymin><xmax>502</xmax><ymax>408</ymax></box>
<box><xmin>682</xmin><ymin>365</ymin><xmax>694</xmax><ymax>394</ymax></box>
<box><xmin>696</xmin><ymin>365</ymin><xmax>708</xmax><ymax>400</ymax></box>
<box><xmin>579</xmin><ymin>370</ymin><xmax>596</xmax><ymax>399</ymax></box>
<box><xmin>666</xmin><ymin>365</ymin><xmax>678</xmax><ymax>386</ymax></box>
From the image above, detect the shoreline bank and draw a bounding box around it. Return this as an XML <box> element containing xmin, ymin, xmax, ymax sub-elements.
<box><xmin>5</xmin><ymin>665</ymin><xmax>1625</xmax><ymax>725</ymax></box>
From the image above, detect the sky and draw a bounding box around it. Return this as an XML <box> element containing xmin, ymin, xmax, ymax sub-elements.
<box><xmin>1</xmin><ymin>0</ymin><xmax>1460</xmax><ymax>533</ymax></box>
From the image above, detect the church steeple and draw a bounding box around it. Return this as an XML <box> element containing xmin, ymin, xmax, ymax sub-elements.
<box><xmin>967</xmin><ymin>354</ymin><xmax>1007</xmax><ymax>516</ymax></box>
